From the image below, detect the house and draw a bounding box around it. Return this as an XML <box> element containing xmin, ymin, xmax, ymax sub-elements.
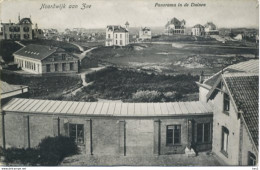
<box><xmin>0</xmin><ymin>80</ymin><xmax>28</xmax><ymax>105</ymax></box>
<box><xmin>139</xmin><ymin>27</ymin><xmax>152</xmax><ymax>40</ymax></box>
<box><xmin>105</xmin><ymin>22</ymin><xmax>129</xmax><ymax>46</ymax></box>
<box><xmin>13</xmin><ymin>44</ymin><xmax>79</xmax><ymax>74</ymax></box>
<box><xmin>204</xmin><ymin>22</ymin><xmax>219</xmax><ymax>35</ymax></box>
<box><xmin>165</xmin><ymin>17</ymin><xmax>186</xmax><ymax>35</ymax></box>
<box><xmin>197</xmin><ymin>59</ymin><xmax>259</xmax><ymax>165</ymax></box>
<box><xmin>192</xmin><ymin>24</ymin><xmax>205</xmax><ymax>36</ymax></box>
<box><xmin>32</xmin><ymin>24</ymin><xmax>44</xmax><ymax>39</ymax></box>
<box><xmin>0</xmin><ymin>15</ymin><xmax>33</xmax><ymax>40</ymax></box>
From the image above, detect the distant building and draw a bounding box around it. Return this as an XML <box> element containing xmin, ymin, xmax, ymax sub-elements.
<box><xmin>33</xmin><ymin>24</ymin><xmax>44</xmax><ymax>39</ymax></box>
<box><xmin>105</xmin><ymin>22</ymin><xmax>129</xmax><ymax>46</ymax></box>
<box><xmin>192</xmin><ymin>24</ymin><xmax>205</xmax><ymax>36</ymax></box>
<box><xmin>139</xmin><ymin>27</ymin><xmax>152</xmax><ymax>40</ymax></box>
<box><xmin>13</xmin><ymin>44</ymin><xmax>79</xmax><ymax>74</ymax></box>
<box><xmin>0</xmin><ymin>15</ymin><xmax>33</xmax><ymax>40</ymax></box>
<box><xmin>204</xmin><ymin>22</ymin><xmax>219</xmax><ymax>35</ymax></box>
<box><xmin>165</xmin><ymin>17</ymin><xmax>186</xmax><ymax>35</ymax></box>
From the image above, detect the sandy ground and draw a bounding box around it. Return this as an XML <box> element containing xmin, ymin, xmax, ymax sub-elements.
<box><xmin>61</xmin><ymin>151</ymin><xmax>224</xmax><ymax>166</ymax></box>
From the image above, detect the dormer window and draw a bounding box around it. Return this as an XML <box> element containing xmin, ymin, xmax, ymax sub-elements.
<box><xmin>223</xmin><ymin>93</ymin><xmax>230</xmax><ymax>112</ymax></box>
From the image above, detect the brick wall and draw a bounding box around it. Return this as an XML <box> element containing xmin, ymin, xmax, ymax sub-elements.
<box><xmin>2</xmin><ymin>112</ymin><xmax>212</xmax><ymax>156</ymax></box>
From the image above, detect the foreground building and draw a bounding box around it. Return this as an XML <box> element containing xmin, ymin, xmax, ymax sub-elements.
<box><xmin>105</xmin><ymin>22</ymin><xmax>129</xmax><ymax>46</ymax></box>
<box><xmin>165</xmin><ymin>17</ymin><xmax>186</xmax><ymax>35</ymax></box>
<box><xmin>0</xmin><ymin>16</ymin><xmax>33</xmax><ymax>40</ymax></box>
<box><xmin>13</xmin><ymin>44</ymin><xmax>79</xmax><ymax>74</ymax></box>
<box><xmin>197</xmin><ymin>59</ymin><xmax>259</xmax><ymax>165</ymax></box>
<box><xmin>139</xmin><ymin>27</ymin><xmax>152</xmax><ymax>40</ymax></box>
<box><xmin>1</xmin><ymin>100</ymin><xmax>213</xmax><ymax>155</ymax></box>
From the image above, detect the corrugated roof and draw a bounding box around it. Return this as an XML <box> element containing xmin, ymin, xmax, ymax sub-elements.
<box><xmin>3</xmin><ymin>98</ymin><xmax>213</xmax><ymax>117</ymax></box>
<box><xmin>204</xmin><ymin>59</ymin><xmax>259</xmax><ymax>87</ymax></box>
<box><xmin>223</xmin><ymin>73</ymin><xmax>258</xmax><ymax>148</ymax></box>
<box><xmin>13</xmin><ymin>44</ymin><xmax>58</xmax><ymax>61</ymax></box>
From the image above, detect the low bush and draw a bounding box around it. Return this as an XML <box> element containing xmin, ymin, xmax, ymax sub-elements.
<box><xmin>2</xmin><ymin>136</ymin><xmax>79</xmax><ymax>166</ymax></box>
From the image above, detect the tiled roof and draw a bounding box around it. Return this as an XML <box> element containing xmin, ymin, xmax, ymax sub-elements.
<box><xmin>3</xmin><ymin>98</ymin><xmax>213</xmax><ymax>117</ymax></box>
<box><xmin>205</xmin><ymin>22</ymin><xmax>217</xmax><ymax>29</ymax></box>
<box><xmin>193</xmin><ymin>24</ymin><xmax>204</xmax><ymax>28</ymax></box>
<box><xmin>204</xmin><ymin>59</ymin><xmax>259</xmax><ymax>87</ymax></box>
<box><xmin>223</xmin><ymin>73</ymin><xmax>259</xmax><ymax>148</ymax></box>
<box><xmin>13</xmin><ymin>44</ymin><xmax>58</xmax><ymax>61</ymax></box>
<box><xmin>141</xmin><ymin>27</ymin><xmax>151</xmax><ymax>31</ymax></box>
<box><xmin>18</xmin><ymin>18</ymin><xmax>32</xmax><ymax>25</ymax></box>
<box><xmin>107</xmin><ymin>25</ymin><xmax>128</xmax><ymax>33</ymax></box>
<box><xmin>166</xmin><ymin>17</ymin><xmax>185</xmax><ymax>27</ymax></box>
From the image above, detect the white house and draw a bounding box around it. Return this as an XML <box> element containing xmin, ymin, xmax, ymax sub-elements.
<box><xmin>165</xmin><ymin>17</ymin><xmax>186</xmax><ymax>35</ymax></box>
<box><xmin>192</xmin><ymin>24</ymin><xmax>205</xmax><ymax>36</ymax></box>
<box><xmin>13</xmin><ymin>44</ymin><xmax>79</xmax><ymax>74</ymax></box>
<box><xmin>139</xmin><ymin>27</ymin><xmax>151</xmax><ymax>40</ymax></box>
<box><xmin>0</xmin><ymin>16</ymin><xmax>33</xmax><ymax>40</ymax></box>
<box><xmin>105</xmin><ymin>22</ymin><xmax>129</xmax><ymax>46</ymax></box>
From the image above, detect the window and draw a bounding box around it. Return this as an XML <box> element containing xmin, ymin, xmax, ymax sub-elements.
<box><xmin>54</xmin><ymin>64</ymin><xmax>58</xmax><ymax>71</ymax></box>
<box><xmin>62</xmin><ymin>54</ymin><xmax>66</xmax><ymax>60</ymax></box>
<box><xmin>46</xmin><ymin>64</ymin><xmax>51</xmax><ymax>72</ymax></box>
<box><xmin>120</xmin><ymin>34</ymin><xmax>122</xmax><ymax>38</ymax></box>
<box><xmin>108</xmin><ymin>34</ymin><xmax>110</xmax><ymax>39</ymax></box>
<box><xmin>69</xmin><ymin>124</ymin><xmax>84</xmax><ymax>144</ymax></box>
<box><xmin>167</xmin><ymin>125</ymin><xmax>181</xmax><ymax>145</ymax></box>
<box><xmin>115</xmin><ymin>34</ymin><xmax>117</xmax><ymax>38</ymax></box>
<box><xmin>221</xmin><ymin>126</ymin><xmax>229</xmax><ymax>156</ymax></box>
<box><xmin>23</xmin><ymin>26</ymin><xmax>29</xmax><ymax>32</ymax></box>
<box><xmin>9</xmin><ymin>27</ymin><xmax>14</xmax><ymax>32</ymax></box>
<box><xmin>24</xmin><ymin>34</ymin><xmax>30</xmax><ymax>39</ymax></box>
<box><xmin>197</xmin><ymin>123</ymin><xmax>211</xmax><ymax>143</ymax></box>
<box><xmin>248</xmin><ymin>152</ymin><xmax>256</xmax><ymax>166</ymax></box>
<box><xmin>116</xmin><ymin>40</ymin><xmax>118</xmax><ymax>45</ymax></box>
<box><xmin>120</xmin><ymin>40</ymin><xmax>123</xmax><ymax>45</ymax></box>
<box><xmin>62</xmin><ymin>63</ymin><xmax>66</xmax><ymax>71</ymax></box>
<box><xmin>70</xmin><ymin>63</ymin><xmax>74</xmax><ymax>70</ymax></box>
<box><xmin>223</xmin><ymin>93</ymin><xmax>230</xmax><ymax>112</ymax></box>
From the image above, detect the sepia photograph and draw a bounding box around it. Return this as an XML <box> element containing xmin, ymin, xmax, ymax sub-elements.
<box><xmin>0</xmin><ymin>0</ymin><xmax>259</xmax><ymax>168</ymax></box>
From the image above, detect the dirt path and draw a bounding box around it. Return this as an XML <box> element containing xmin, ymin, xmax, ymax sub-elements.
<box><xmin>68</xmin><ymin>67</ymin><xmax>106</xmax><ymax>96</ymax></box>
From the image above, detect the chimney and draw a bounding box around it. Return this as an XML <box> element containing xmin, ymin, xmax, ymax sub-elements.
<box><xmin>18</xmin><ymin>13</ymin><xmax>21</xmax><ymax>22</ymax></box>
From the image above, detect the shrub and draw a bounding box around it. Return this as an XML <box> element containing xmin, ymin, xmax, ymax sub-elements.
<box><xmin>3</xmin><ymin>148</ymin><xmax>40</xmax><ymax>165</ymax></box>
<box><xmin>2</xmin><ymin>136</ymin><xmax>79</xmax><ymax>166</ymax></box>
<box><xmin>132</xmin><ymin>90</ymin><xmax>162</xmax><ymax>102</ymax></box>
<box><xmin>38</xmin><ymin>136</ymin><xmax>79</xmax><ymax>166</ymax></box>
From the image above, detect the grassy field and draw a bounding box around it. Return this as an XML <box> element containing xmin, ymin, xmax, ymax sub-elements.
<box><xmin>1</xmin><ymin>70</ymin><xmax>82</xmax><ymax>100</ymax></box>
<box><xmin>82</xmin><ymin>42</ymin><xmax>257</xmax><ymax>75</ymax></box>
<box><xmin>77</xmin><ymin>67</ymin><xmax>199</xmax><ymax>102</ymax></box>
<box><xmin>21</xmin><ymin>39</ymin><xmax>81</xmax><ymax>53</ymax></box>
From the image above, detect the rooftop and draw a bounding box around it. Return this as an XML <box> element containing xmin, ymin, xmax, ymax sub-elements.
<box><xmin>203</xmin><ymin>59</ymin><xmax>259</xmax><ymax>87</ymax></box>
<box><xmin>13</xmin><ymin>44</ymin><xmax>58</xmax><ymax>61</ymax></box>
<box><xmin>3</xmin><ymin>98</ymin><xmax>213</xmax><ymax>117</ymax></box>
<box><xmin>223</xmin><ymin>73</ymin><xmax>258</xmax><ymax>148</ymax></box>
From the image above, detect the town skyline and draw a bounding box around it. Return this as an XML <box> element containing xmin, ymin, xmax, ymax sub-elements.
<box><xmin>0</xmin><ymin>0</ymin><xmax>259</xmax><ymax>30</ymax></box>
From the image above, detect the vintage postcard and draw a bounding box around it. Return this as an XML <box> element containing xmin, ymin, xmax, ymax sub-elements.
<box><xmin>0</xmin><ymin>0</ymin><xmax>258</xmax><ymax>168</ymax></box>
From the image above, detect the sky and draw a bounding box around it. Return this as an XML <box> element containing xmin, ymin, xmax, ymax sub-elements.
<box><xmin>0</xmin><ymin>0</ymin><xmax>259</xmax><ymax>30</ymax></box>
